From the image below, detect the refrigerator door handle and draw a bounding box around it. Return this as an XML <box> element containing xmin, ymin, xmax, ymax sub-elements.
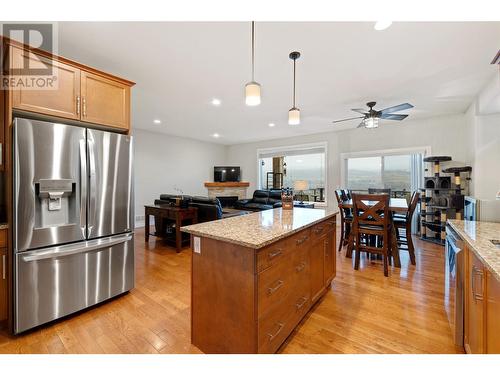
<box><xmin>20</xmin><ymin>233</ymin><xmax>133</xmax><ymax>262</ymax></box>
<box><xmin>88</xmin><ymin>136</ymin><xmax>97</xmax><ymax>237</ymax></box>
<box><xmin>79</xmin><ymin>139</ymin><xmax>87</xmax><ymax>238</ymax></box>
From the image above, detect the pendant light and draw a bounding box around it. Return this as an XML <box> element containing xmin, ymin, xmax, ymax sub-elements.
<box><xmin>288</xmin><ymin>51</ymin><xmax>301</xmax><ymax>125</ymax></box>
<box><xmin>245</xmin><ymin>21</ymin><xmax>261</xmax><ymax>106</ymax></box>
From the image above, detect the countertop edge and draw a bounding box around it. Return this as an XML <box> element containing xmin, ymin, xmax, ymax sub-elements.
<box><xmin>182</xmin><ymin>210</ymin><xmax>338</xmax><ymax>250</ymax></box>
<box><xmin>447</xmin><ymin>220</ymin><xmax>500</xmax><ymax>283</ymax></box>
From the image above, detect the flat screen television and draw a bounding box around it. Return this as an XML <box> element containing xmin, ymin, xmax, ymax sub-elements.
<box><xmin>214</xmin><ymin>166</ymin><xmax>241</xmax><ymax>182</ymax></box>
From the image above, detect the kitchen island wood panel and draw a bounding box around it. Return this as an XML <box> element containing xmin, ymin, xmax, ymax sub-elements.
<box><xmin>183</xmin><ymin>208</ymin><xmax>337</xmax><ymax>353</ymax></box>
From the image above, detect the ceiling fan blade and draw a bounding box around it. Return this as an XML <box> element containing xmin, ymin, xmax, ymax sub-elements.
<box><xmin>332</xmin><ymin>116</ymin><xmax>365</xmax><ymax>124</ymax></box>
<box><xmin>380</xmin><ymin>103</ymin><xmax>414</xmax><ymax>115</ymax></box>
<box><xmin>380</xmin><ymin>114</ymin><xmax>408</xmax><ymax>121</ymax></box>
<box><xmin>351</xmin><ymin>108</ymin><xmax>369</xmax><ymax>115</ymax></box>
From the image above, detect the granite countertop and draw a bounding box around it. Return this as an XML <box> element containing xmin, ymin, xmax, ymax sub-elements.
<box><xmin>181</xmin><ymin>207</ymin><xmax>338</xmax><ymax>249</ymax></box>
<box><xmin>448</xmin><ymin>220</ymin><xmax>500</xmax><ymax>282</ymax></box>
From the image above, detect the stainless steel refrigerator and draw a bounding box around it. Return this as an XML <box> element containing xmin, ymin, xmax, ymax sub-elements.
<box><xmin>13</xmin><ymin>117</ymin><xmax>134</xmax><ymax>333</ymax></box>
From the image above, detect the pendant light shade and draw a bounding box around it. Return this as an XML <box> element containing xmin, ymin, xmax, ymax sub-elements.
<box><xmin>245</xmin><ymin>22</ymin><xmax>261</xmax><ymax>106</ymax></box>
<box><xmin>288</xmin><ymin>51</ymin><xmax>301</xmax><ymax>125</ymax></box>
<box><xmin>245</xmin><ymin>81</ymin><xmax>261</xmax><ymax>106</ymax></box>
<box><xmin>288</xmin><ymin>107</ymin><xmax>300</xmax><ymax>125</ymax></box>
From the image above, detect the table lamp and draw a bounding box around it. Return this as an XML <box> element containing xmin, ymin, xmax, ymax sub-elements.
<box><xmin>294</xmin><ymin>180</ymin><xmax>309</xmax><ymax>204</ymax></box>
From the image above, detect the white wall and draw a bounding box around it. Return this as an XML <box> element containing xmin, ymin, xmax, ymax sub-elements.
<box><xmin>226</xmin><ymin>114</ymin><xmax>469</xmax><ymax>208</ymax></box>
<box><xmin>133</xmin><ymin>129</ymin><xmax>226</xmax><ymax>226</ymax></box>
<box><xmin>464</xmin><ymin>74</ymin><xmax>500</xmax><ymax>200</ymax></box>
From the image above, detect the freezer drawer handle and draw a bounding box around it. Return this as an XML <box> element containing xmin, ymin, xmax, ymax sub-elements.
<box><xmin>21</xmin><ymin>234</ymin><xmax>133</xmax><ymax>262</ymax></box>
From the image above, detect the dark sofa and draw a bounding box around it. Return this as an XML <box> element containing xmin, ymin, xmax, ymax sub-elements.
<box><xmin>234</xmin><ymin>189</ymin><xmax>283</xmax><ymax>211</ymax></box>
<box><xmin>153</xmin><ymin>194</ymin><xmax>249</xmax><ymax>238</ymax></box>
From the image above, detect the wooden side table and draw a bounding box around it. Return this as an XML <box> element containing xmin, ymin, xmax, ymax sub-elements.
<box><xmin>144</xmin><ymin>205</ymin><xmax>198</xmax><ymax>252</ymax></box>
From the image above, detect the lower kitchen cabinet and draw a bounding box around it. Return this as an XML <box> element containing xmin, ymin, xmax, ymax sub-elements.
<box><xmin>310</xmin><ymin>238</ymin><xmax>325</xmax><ymax>303</ymax></box>
<box><xmin>0</xmin><ymin>247</ymin><xmax>7</xmax><ymax>324</ymax></box>
<box><xmin>464</xmin><ymin>246</ymin><xmax>485</xmax><ymax>354</ymax></box>
<box><xmin>464</xmin><ymin>244</ymin><xmax>500</xmax><ymax>354</ymax></box>
<box><xmin>486</xmin><ymin>270</ymin><xmax>500</xmax><ymax>353</ymax></box>
<box><xmin>324</xmin><ymin>229</ymin><xmax>336</xmax><ymax>285</ymax></box>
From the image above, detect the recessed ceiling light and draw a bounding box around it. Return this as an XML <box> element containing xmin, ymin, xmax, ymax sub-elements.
<box><xmin>212</xmin><ymin>133</ymin><xmax>220</xmax><ymax>138</ymax></box>
<box><xmin>374</xmin><ymin>21</ymin><xmax>392</xmax><ymax>31</ymax></box>
<box><xmin>153</xmin><ymin>119</ymin><xmax>161</xmax><ymax>124</ymax></box>
<box><xmin>211</xmin><ymin>98</ymin><xmax>221</xmax><ymax>106</ymax></box>
<box><xmin>268</xmin><ymin>123</ymin><xmax>275</xmax><ymax>127</ymax></box>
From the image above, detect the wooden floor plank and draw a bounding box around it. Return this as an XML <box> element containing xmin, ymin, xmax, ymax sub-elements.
<box><xmin>0</xmin><ymin>226</ymin><xmax>462</xmax><ymax>354</ymax></box>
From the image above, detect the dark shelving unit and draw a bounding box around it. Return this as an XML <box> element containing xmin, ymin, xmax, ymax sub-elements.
<box><xmin>419</xmin><ymin>157</ymin><xmax>472</xmax><ymax>246</ymax></box>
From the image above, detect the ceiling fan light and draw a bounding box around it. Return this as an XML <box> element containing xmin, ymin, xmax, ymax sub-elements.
<box><xmin>288</xmin><ymin>107</ymin><xmax>300</xmax><ymax>125</ymax></box>
<box><xmin>245</xmin><ymin>81</ymin><xmax>261</xmax><ymax>106</ymax></box>
<box><xmin>364</xmin><ymin>117</ymin><xmax>379</xmax><ymax>129</ymax></box>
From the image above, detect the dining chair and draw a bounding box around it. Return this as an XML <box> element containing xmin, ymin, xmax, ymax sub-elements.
<box><xmin>351</xmin><ymin>193</ymin><xmax>392</xmax><ymax>277</ymax></box>
<box><xmin>393</xmin><ymin>191</ymin><xmax>420</xmax><ymax>265</ymax></box>
<box><xmin>335</xmin><ymin>189</ymin><xmax>353</xmax><ymax>252</ymax></box>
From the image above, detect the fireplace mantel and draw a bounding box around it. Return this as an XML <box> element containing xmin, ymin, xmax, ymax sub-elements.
<box><xmin>204</xmin><ymin>182</ymin><xmax>250</xmax><ymax>188</ymax></box>
<box><xmin>204</xmin><ymin>181</ymin><xmax>250</xmax><ymax>200</ymax></box>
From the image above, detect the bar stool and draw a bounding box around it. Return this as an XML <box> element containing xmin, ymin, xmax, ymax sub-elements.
<box><xmin>393</xmin><ymin>191</ymin><xmax>420</xmax><ymax>265</ymax></box>
<box><xmin>335</xmin><ymin>190</ymin><xmax>353</xmax><ymax>252</ymax></box>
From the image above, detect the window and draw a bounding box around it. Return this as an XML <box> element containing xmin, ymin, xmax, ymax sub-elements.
<box><xmin>342</xmin><ymin>147</ymin><xmax>428</xmax><ymax>196</ymax></box>
<box><xmin>257</xmin><ymin>143</ymin><xmax>327</xmax><ymax>204</ymax></box>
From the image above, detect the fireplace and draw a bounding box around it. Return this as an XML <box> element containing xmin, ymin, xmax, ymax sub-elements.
<box><xmin>217</xmin><ymin>196</ymin><xmax>239</xmax><ymax>208</ymax></box>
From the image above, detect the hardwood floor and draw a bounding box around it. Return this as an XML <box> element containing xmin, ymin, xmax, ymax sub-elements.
<box><xmin>0</xmin><ymin>227</ymin><xmax>462</xmax><ymax>354</ymax></box>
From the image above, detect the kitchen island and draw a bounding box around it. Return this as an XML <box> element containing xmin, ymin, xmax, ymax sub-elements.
<box><xmin>447</xmin><ymin>220</ymin><xmax>500</xmax><ymax>354</ymax></box>
<box><xmin>181</xmin><ymin>207</ymin><xmax>338</xmax><ymax>353</ymax></box>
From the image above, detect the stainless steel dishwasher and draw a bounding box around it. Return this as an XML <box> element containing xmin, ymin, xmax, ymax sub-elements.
<box><xmin>445</xmin><ymin>224</ymin><xmax>465</xmax><ymax>347</ymax></box>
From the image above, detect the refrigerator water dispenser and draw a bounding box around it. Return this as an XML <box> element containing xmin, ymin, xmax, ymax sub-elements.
<box><xmin>35</xmin><ymin>179</ymin><xmax>76</xmax><ymax>227</ymax></box>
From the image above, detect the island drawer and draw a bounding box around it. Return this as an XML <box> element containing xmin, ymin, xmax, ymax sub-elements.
<box><xmin>257</xmin><ymin>240</ymin><xmax>289</xmax><ymax>273</ymax></box>
<box><xmin>257</xmin><ymin>288</ymin><xmax>311</xmax><ymax>353</ymax></box>
<box><xmin>257</xmin><ymin>253</ymin><xmax>293</xmax><ymax>317</ymax></box>
<box><xmin>288</xmin><ymin>228</ymin><xmax>311</xmax><ymax>251</ymax></box>
<box><xmin>311</xmin><ymin>222</ymin><xmax>328</xmax><ymax>241</ymax></box>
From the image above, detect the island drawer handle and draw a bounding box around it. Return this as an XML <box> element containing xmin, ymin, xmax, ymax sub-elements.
<box><xmin>295</xmin><ymin>262</ymin><xmax>306</xmax><ymax>273</ymax></box>
<box><xmin>267</xmin><ymin>248</ymin><xmax>282</xmax><ymax>260</ymax></box>
<box><xmin>267</xmin><ymin>322</ymin><xmax>284</xmax><ymax>342</ymax></box>
<box><xmin>313</xmin><ymin>226</ymin><xmax>324</xmax><ymax>234</ymax></box>
<box><xmin>296</xmin><ymin>236</ymin><xmax>309</xmax><ymax>246</ymax></box>
<box><xmin>267</xmin><ymin>280</ymin><xmax>284</xmax><ymax>295</ymax></box>
<box><xmin>296</xmin><ymin>296</ymin><xmax>308</xmax><ymax>310</ymax></box>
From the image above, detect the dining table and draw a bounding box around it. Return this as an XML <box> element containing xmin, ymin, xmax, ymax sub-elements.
<box><xmin>339</xmin><ymin>197</ymin><xmax>409</xmax><ymax>268</ymax></box>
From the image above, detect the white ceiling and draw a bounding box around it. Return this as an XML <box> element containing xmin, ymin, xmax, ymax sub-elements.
<box><xmin>57</xmin><ymin>22</ymin><xmax>500</xmax><ymax>145</ymax></box>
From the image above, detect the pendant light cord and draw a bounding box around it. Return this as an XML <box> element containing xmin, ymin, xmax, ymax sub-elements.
<box><xmin>251</xmin><ymin>21</ymin><xmax>255</xmax><ymax>81</ymax></box>
<box><xmin>293</xmin><ymin>59</ymin><xmax>296</xmax><ymax>107</ymax></box>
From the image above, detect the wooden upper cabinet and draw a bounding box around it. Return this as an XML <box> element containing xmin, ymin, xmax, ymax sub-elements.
<box><xmin>464</xmin><ymin>247</ymin><xmax>485</xmax><ymax>354</ymax></box>
<box><xmin>486</xmin><ymin>271</ymin><xmax>500</xmax><ymax>353</ymax></box>
<box><xmin>81</xmin><ymin>71</ymin><xmax>130</xmax><ymax>131</ymax></box>
<box><xmin>10</xmin><ymin>46</ymin><xmax>81</xmax><ymax>120</ymax></box>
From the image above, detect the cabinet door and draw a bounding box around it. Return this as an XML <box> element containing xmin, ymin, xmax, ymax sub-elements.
<box><xmin>324</xmin><ymin>230</ymin><xmax>335</xmax><ymax>285</ymax></box>
<box><xmin>81</xmin><ymin>71</ymin><xmax>130</xmax><ymax>131</ymax></box>
<box><xmin>310</xmin><ymin>239</ymin><xmax>325</xmax><ymax>303</ymax></box>
<box><xmin>0</xmin><ymin>247</ymin><xmax>7</xmax><ymax>323</ymax></box>
<box><xmin>10</xmin><ymin>46</ymin><xmax>81</xmax><ymax>120</ymax></box>
<box><xmin>465</xmin><ymin>248</ymin><xmax>485</xmax><ymax>354</ymax></box>
<box><xmin>486</xmin><ymin>271</ymin><xmax>500</xmax><ymax>353</ymax></box>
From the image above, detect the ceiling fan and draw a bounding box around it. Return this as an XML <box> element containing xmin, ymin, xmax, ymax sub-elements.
<box><xmin>332</xmin><ymin>101</ymin><xmax>414</xmax><ymax>129</ymax></box>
